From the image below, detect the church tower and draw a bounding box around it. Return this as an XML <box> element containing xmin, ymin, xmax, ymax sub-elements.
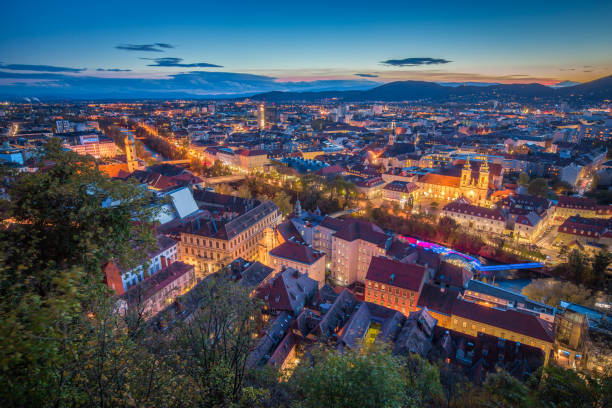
<box><xmin>460</xmin><ymin>155</ymin><xmax>472</xmax><ymax>187</ymax></box>
<box><xmin>258</xmin><ymin>103</ymin><xmax>266</xmax><ymax>130</ymax></box>
<box><xmin>124</xmin><ymin>133</ymin><xmax>138</xmax><ymax>173</ymax></box>
<box><xmin>478</xmin><ymin>157</ymin><xmax>490</xmax><ymax>189</ymax></box>
<box><xmin>388</xmin><ymin>121</ymin><xmax>396</xmax><ymax>145</ymax></box>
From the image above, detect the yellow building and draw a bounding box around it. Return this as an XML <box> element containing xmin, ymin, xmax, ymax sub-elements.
<box><xmin>449</xmin><ymin>299</ymin><xmax>555</xmax><ymax>364</ymax></box>
<box><xmin>415</xmin><ymin>157</ymin><xmax>494</xmax><ymax>206</ymax></box>
<box><xmin>177</xmin><ymin>201</ymin><xmax>282</xmax><ymax>279</ymax></box>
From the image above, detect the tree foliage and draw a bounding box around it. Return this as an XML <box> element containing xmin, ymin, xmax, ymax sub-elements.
<box><xmin>522</xmin><ymin>279</ymin><xmax>595</xmax><ymax>307</ymax></box>
<box><xmin>290</xmin><ymin>345</ymin><xmax>411</xmax><ymax>408</ymax></box>
<box><xmin>0</xmin><ymin>141</ymin><xmax>159</xmax><ymax>406</ymax></box>
<box><xmin>527</xmin><ymin>178</ymin><xmax>549</xmax><ymax>198</ymax></box>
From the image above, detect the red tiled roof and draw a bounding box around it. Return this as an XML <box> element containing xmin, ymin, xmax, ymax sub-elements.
<box><xmin>122</xmin><ymin>261</ymin><xmax>194</xmax><ymax>306</ymax></box>
<box><xmin>417</xmin><ymin>284</ymin><xmax>460</xmax><ymax>315</ymax></box>
<box><xmin>334</xmin><ymin>219</ymin><xmax>388</xmax><ymax>247</ymax></box>
<box><xmin>365</xmin><ymin>256</ymin><xmax>427</xmax><ymax>292</ymax></box>
<box><xmin>451</xmin><ymin>299</ymin><xmax>554</xmax><ymax>343</ymax></box>
<box><xmin>419</xmin><ymin>173</ymin><xmax>460</xmax><ymax>188</ymax></box>
<box><xmin>383</xmin><ymin>181</ymin><xmax>419</xmax><ymax>193</ymax></box>
<box><xmin>319</xmin><ymin>216</ymin><xmax>347</xmax><ymax>231</ymax></box>
<box><xmin>316</xmin><ymin>165</ymin><xmax>345</xmax><ymax>176</ymax></box>
<box><xmin>557</xmin><ymin>196</ymin><xmax>597</xmax><ymax>210</ymax></box>
<box><xmin>270</xmin><ymin>241</ymin><xmax>324</xmax><ymax>265</ymax></box>
<box><xmin>557</xmin><ymin>216</ymin><xmax>612</xmax><ymax>238</ymax></box>
<box><xmin>443</xmin><ymin>201</ymin><xmax>505</xmax><ymax>221</ymax></box>
<box><xmin>236</xmin><ymin>148</ymin><xmax>267</xmax><ymax>156</ymax></box>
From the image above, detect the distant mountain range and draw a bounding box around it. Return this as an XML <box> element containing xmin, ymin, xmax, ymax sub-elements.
<box><xmin>249</xmin><ymin>75</ymin><xmax>612</xmax><ymax>104</ymax></box>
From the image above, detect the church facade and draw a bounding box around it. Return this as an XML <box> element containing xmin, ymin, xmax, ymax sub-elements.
<box><xmin>414</xmin><ymin>157</ymin><xmax>493</xmax><ymax>206</ymax></box>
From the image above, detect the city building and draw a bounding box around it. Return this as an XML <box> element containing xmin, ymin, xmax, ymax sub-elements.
<box><xmin>269</xmin><ymin>240</ymin><xmax>326</xmax><ymax>288</ymax></box>
<box><xmin>177</xmin><ymin>200</ymin><xmax>282</xmax><ymax>278</ymax></box>
<box><xmin>441</xmin><ymin>200</ymin><xmax>507</xmax><ymax>235</ymax></box>
<box><xmin>365</xmin><ymin>256</ymin><xmax>428</xmax><ymax>315</ymax></box>
<box><xmin>117</xmin><ymin>261</ymin><xmax>195</xmax><ymax>319</ymax></box>
<box><xmin>103</xmin><ymin>235</ymin><xmax>179</xmax><ymax>294</ymax></box>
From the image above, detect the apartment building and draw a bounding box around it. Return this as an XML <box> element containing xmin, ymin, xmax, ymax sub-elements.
<box><xmin>177</xmin><ymin>201</ymin><xmax>282</xmax><ymax>278</ymax></box>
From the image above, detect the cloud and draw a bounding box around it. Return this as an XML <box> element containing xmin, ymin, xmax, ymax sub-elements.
<box><xmin>142</xmin><ymin>57</ymin><xmax>222</xmax><ymax>68</ymax></box>
<box><xmin>381</xmin><ymin>57</ymin><xmax>452</xmax><ymax>67</ymax></box>
<box><xmin>0</xmin><ymin>63</ymin><xmax>85</xmax><ymax>73</ymax></box>
<box><xmin>355</xmin><ymin>73</ymin><xmax>378</xmax><ymax>78</ymax></box>
<box><xmin>96</xmin><ymin>68</ymin><xmax>132</xmax><ymax>72</ymax></box>
<box><xmin>115</xmin><ymin>43</ymin><xmax>174</xmax><ymax>52</ymax></box>
<box><xmin>0</xmin><ymin>70</ymin><xmax>377</xmax><ymax>98</ymax></box>
<box><xmin>560</xmin><ymin>68</ymin><xmax>576</xmax><ymax>71</ymax></box>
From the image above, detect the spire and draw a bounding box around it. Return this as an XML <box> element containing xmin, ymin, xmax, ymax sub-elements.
<box><xmin>481</xmin><ymin>156</ymin><xmax>489</xmax><ymax>173</ymax></box>
<box><xmin>464</xmin><ymin>154</ymin><xmax>471</xmax><ymax>169</ymax></box>
<box><xmin>295</xmin><ymin>198</ymin><xmax>302</xmax><ymax>217</ymax></box>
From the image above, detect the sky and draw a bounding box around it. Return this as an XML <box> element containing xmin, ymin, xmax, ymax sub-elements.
<box><xmin>1</xmin><ymin>0</ymin><xmax>611</xmax><ymax>97</ymax></box>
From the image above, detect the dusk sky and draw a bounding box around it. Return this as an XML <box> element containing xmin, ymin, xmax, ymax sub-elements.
<box><xmin>1</xmin><ymin>0</ymin><xmax>611</xmax><ymax>96</ymax></box>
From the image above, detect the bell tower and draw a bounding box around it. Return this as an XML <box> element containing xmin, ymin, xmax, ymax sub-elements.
<box><xmin>460</xmin><ymin>155</ymin><xmax>472</xmax><ymax>187</ymax></box>
<box><xmin>478</xmin><ymin>157</ymin><xmax>490</xmax><ymax>189</ymax></box>
<box><xmin>124</xmin><ymin>133</ymin><xmax>138</xmax><ymax>173</ymax></box>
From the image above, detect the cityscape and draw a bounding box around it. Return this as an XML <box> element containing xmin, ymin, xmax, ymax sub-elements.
<box><xmin>1</xmin><ymin>1</ymin><xmax>612</xmax><ymax>407</ymax></box>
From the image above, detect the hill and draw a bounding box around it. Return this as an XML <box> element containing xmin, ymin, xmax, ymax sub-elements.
<box><xmin>250</xmin><ymin>75</ymin><xmax>612</xmax><ymax>103</ymax></box>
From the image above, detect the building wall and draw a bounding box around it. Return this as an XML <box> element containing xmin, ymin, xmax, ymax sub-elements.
<box><xmin>313</xmin><ymin>225</ymin><xmax>335</xmax><ymax>255</ymax></box>
<box><xmin>269</xmin><ymin>254</ymin><xmax>326</xmax><ymax>288</ymax></box>
<box><xmin>122</xmin><ymin>242</ymin><xmax>179</xmax><ymax>291</ymax></box>
<box><xmin>180</xmin><ymin>209</ymin><xmax>282</xmax><ymax>279</ymax></box>
<box><xmin>441</xmin><ymin>209</ymin><xmax>506</xmax><ymax>235</ymax></box>
<box><xmin>448</xmin><ymin>314</ymin><xmax>553</xmax><ymax>364</ymax></box>
<box><xmin>365</xmin><ymin>279</ymin><xmax>420</xmax><ymax>315</ymax></box>
<box><xmin>67</xmin><ymin>140</ymin><xmax>117</xmax><ymax>159</ymax></box>
<box><xmin>331</xmin><ymin>237</ymin><xmax>385</xmax><ymax>285</ymax></box>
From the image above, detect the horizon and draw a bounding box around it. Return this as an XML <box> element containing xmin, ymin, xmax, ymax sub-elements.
<box><xmin>1</xmin><ymin>0</ymin><xmax>612</xmax><ymax>97</ymax></box>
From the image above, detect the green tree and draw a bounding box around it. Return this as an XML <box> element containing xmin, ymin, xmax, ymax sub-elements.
<box><xmin>590</xmin><ymin>250</ymin><xmax>611</xmax><ymax>286</ymax></box>
<box><xmin>529</xmin><ymin>365</ymin><xmax>602</xmax><ymax>408</ymax></box>
<box><xmin>480</xmin><ymin>370</ymin><xmax>530</xmax><ymax>408</ymax></box>
<box><xmin>552</xmin><ymin>180</ymin><xmax>574</xmax><ymax>195</ymax></box>
<box><xmin>522</xmin><ymin>279</ymin><xmax>594</xmax><ymax>307</ymax></box>
<box><xmin>567</xmin><ymin>249</ymin><xmax>589</xmax><ymax>283</ymax></box>
<box><xmin>403</xmin><ymin>354</ymin><xmax>443</xmax><ymax>407</ymax></box>
<box><xmin>527</xmin><ymin>178</ymin><xmax>549</xmax><ymax>197</ymax></box>
<box><xmin>518</xmin><ymin>172</ymin><xmax>530</xmax><ymax>186</ymax></box>
<box><xmin>291</xmin><ymin>345</ymin><xmax>409</xmax><ymax>408</ymax></box>
<box><xmin>237</xmin><ymin>182</ymin><xmax>253</xmax><ymax>199</ymax></box>
<box><xmin>170</xmin><ymin>275</ymin><xmax>264</xmax><ymax>407</ymax></box>
<box><xmin>0</xmin><ymin>140</ymin><xmax>160</xmax><ymax>406</ymax></box>
<box><xmin>273</xmin><ymin>190</ymin><xmax>293</xmax><ymax>216</ymax></box>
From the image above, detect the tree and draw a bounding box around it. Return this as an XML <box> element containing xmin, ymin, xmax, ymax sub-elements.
<box><xmin>479</xmin><ymin>370</ymin><xmax>530</xmax><ymax>408</ymax></box>
<box><xmin>291</xmin><ymin>345</ymin><xmax>409</xmax><ymax>408</ymax></box>
<box><xmin>518</xmin><ymin>172</ymin><xmax>530</xmax><ymax>186</ymax></box>
<box><xmin>170</xmin><ymin>275</ymin><xmax>264</xmax><ymax>407</ymax></box>
<box><xmin>567</xmin><ymin>249</ymin><xmax>589</xmax><ymax>283</ymax></box>
<box><xmin>527</xmin><ymin>178</ymin><xmax>549</xmax><ymax>197</ymax></box>
<box><xmin>403</xmin><ymin>354</ymin><xmax>443</xmax><ymax>407</ymax></box>
<box><xmin>590</xmin><ymin>250</ymin><xmax>611</xmax><ymax>286</ymax></box>
<box><xmin>529</xmin><ymin>365</ymin><xmax>603</xmax><ymax>408</ymax></box>
<box><xmin>552</xmin><ymin>180</ymin><xmax>574</xmax><ymax>195</ymax></box>
<box><xmin>522</xmin><ymin>279</ymin><xmax>595</xmax><ymax>307</ymax></box>
<box><xmin>0</xmin><ymin>141</ymin><xmax>160</xmax><ymax>406</ymax></box>
<box><xmin>273</xmin><ymin>190</ymin><xmax>293</xmax><ymax>216</ymax></box>
<box><xmin>237</xmin><ymin>182</ymin><xmax>253</xmax><ymax>199</ymax></box>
